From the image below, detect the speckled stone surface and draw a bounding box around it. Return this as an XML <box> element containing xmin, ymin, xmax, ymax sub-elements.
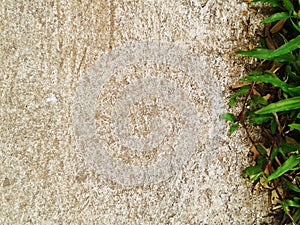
<box><xmin>1</xmin><ymin>0</ymin><xmax>273</xmax><ymax>224</ymax></box>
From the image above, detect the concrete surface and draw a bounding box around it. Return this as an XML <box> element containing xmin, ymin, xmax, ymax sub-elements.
<box><xmin>1</xmin><ymin>0</ymin><xmax>274</xmax><ymax>224</ymax></box>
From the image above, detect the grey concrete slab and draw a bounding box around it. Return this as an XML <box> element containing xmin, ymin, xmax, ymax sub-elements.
<box><xmin>1</xmin><ymin>0</ymin><xmax>273</xmax><ymax>224</ymax></box>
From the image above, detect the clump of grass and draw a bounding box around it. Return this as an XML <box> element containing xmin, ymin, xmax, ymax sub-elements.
<box><xmin>221</xmin><ymin>0</ymin><xmax>300</xmax><ymax>224</ymax></box>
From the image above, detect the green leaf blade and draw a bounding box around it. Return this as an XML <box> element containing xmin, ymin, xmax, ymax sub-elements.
<box><xmin>256</xmin><ymin>97</ymin><xmax>300</xmax><ymax>114</ymax></box>
<box><xmin>220</xmin><ymin>113</ymin><xmax>237</xmax><ymax>122</ymax></box>
<box><xmin>261</xmin><ymin>12</ymin><xmax>290</xmax><ymax>23</ymax></box>
<box><xmin>229</xmin><ymin>122</ymin><xmax>239</xmax><ymax>135</ymax></box>
<box><xmin>237</xmin><ymin>48</ymin><xmax>295</xmax><ymax>62</ymax></box>
<box><xmin>265</xmin><ymin>155</ymin><xmax>300</xmax><ymax>182</ymax></box>
<box><xmin>283</xmin><ymin>180</ymin><xmax>300</xmax><ymax>193</ymax></box>
<box><xmin>290</xmin><ymin>18</ymin><xmax>300</xmax><ymax>33</ymax></box>
<box><xmin>282</xmin><ymin>0</ymin><xmax>294</xmax><ymax>12</ymax></box>
<box><xmin>270</xmin><ymin>35</ymin><xmax>300</xmax><ymax>57</ymax></box>
<box><xmin>249</xmin><ymin>115</ymin><xmax>273</xmax><ymax>124</ymax></box>
<box><xmin>283</xmin><ymin>199</ymin><xmax>300</xmax><ymax>208</ymax></box>
<box><xmin>242</xmin><ymin>74</ymin><xmax>289</xmax><ymax>93</ymax></box>
<box><xmin>250</xmin><ymin>95</ymin><xmax>269</xmax><ymax>106</ymax></box>
<box><xmin>289</xmin><ymin>123</ymin><xmax>300</xmax><ymax>131</ymax></box>
<box><xmin>229</xmin><ymin>86</ymin><xmax>249</xmax><ymax>107</ymax></box>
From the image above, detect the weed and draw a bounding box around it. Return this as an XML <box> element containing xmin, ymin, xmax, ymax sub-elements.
<box><xmin>221</xmin><ymin>0</ymin><xmax>300</xmax><ymax>224</ymax></box>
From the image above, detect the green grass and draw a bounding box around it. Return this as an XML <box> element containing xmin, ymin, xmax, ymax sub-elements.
<box><xmin>221</xmin><ymin>0</ymin><xmax>300</xmax><ymax>224</ymax></box>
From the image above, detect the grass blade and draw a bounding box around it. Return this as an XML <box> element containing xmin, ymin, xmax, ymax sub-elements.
<box><xmin>256</xmin><ymin>97</ymin><xmax>300</xmax><ymax>114</ymax></box>
<box><xmin>290</xmin><ymin>18</ymin><xmax>300</xmax><ymax>33</ymax></box>
<box><xmin>287</xmin><ymin>86</ymin><xmax>300</xmax><ymax>96</ymax></box>
<box><xmin>261</xmin><ymin>12</ymin><xmax>290</xmax><ymax>23</ymax></box>
<box><xmin>250</xmin><ymin>95</ymin><xmax>269</xmax><ymax>105</ymax></box>
<box><xmin>244</xmin><ymin>74</ymin><xmax>300</xmax><ymax>96</ymax></box>
<box><xmin>282</xmin><ymin>0</ymin><xmax>294</xmax><ymax>12</ymax></box>
<box><xmin>289</xmin><ymin>123</ymin><xmax>300</xmax><ymax>131</ymax></box>
<box><xmin>229</xmin><ymin>86</ymin><xmax>249</xmax><ymax>106</ymax></box>
<box><xmin>265</xmin><ymin>155</ymin><xmax>300</xmax><ymax>182</ymax></box>
<box><xmin>283</xmin><ymin>180</ymin><xmax>300</xmax><ymax>193</ymax></box>
<box><xmin>230</xmin><ymin>122</ymin><xmax>239</xmax><ymax>135</ymax></box>
<box><xmin>242</xmin><ymin>74</ymin><xmax>289</xmax><ymax>93</ymax></box>
<box><xmin>220</xmin><ymin>113</ymin><xmax>237</xmax><ymax>122</ymax></box>
<box><xmin>270</xmin><ymin>35</ymin><xmax>300</xmax><ymax>57</ymax></box>
<box><xmin>283</xmin><ymin>199</ymin><xmax>300</xmax><ymax>208</ymax></box>
<box><xmin>292</xmin><ymin>208</ymin><xmax>300</xmax><ymax>222</ymax></box>
<box><xmin>249</xmin><ymin>115</ymin><xmax>273</xmax><ymax>124</ymax></box>
<box><xmin>238</xmin><ymin>35</ymin><xmax>300</xmax><ymax>61</ymax></box>
<box><xmin>236</xmin><ymin>48</ymin><xmax>295</xmax><ymax>62</ymax></box>
<box><xmin>286</xmin><ymin>65</ymin><xmax>300</xmax><ymax>82</ymax></box>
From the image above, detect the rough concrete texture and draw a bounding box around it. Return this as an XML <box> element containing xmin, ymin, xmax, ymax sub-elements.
<box><xmin>1</xmin><ymin>0</ymin><xmax>274</xmax><ymax>224</ymax></box>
